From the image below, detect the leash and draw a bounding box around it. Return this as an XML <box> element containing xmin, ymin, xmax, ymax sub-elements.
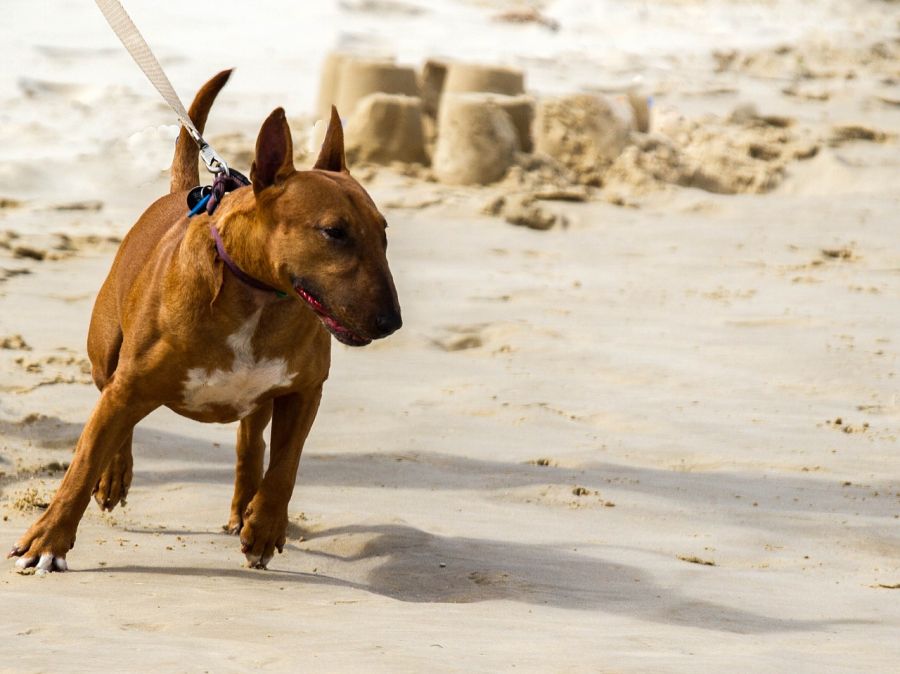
<box><xmin>94</xmin><ymin>0</ymin><xmax>230</xmax><ymax>176</ymax></box>
<box><xmin>95</xmin><ymin>1</ymin><xmax>282</xmax><ymax>297</ymax></box>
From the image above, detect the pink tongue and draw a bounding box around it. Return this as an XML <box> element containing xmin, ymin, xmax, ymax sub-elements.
<box><xmin>297</xmin><ymin>287</ymin><xmax>356</xmax><ymax>337</ymax></box>
<box><xmin>299</xmin><ymin>288</ymin><xmax>324</xmax><ymax>312</ymax></box>
<box><xmin>323</xmin><ymin>315</ymin><xmax>343</xmax><ymax>332</ymax></box>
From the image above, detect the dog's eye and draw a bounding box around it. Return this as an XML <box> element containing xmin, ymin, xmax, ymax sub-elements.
<box><xmin>321</xmin><ymin>227</ymin><xmax>348</xmax><ymax>242</ymax></box>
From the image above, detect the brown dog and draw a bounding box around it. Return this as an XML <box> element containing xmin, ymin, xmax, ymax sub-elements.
<box><xmin>8</xmin><ymin>70</ymin><xmax>401</xmax><ymax>572</ymax></box>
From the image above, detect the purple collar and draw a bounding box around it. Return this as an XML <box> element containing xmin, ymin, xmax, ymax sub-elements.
<box><xmin>209</xmin><ymin>224</ymin><xmax>286</xmax><ymax>297</ymax></box>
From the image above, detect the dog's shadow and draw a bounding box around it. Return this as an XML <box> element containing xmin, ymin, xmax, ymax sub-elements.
<box><xmin>1</xmin><ymin>415</ymin><xmax>879</xmax><ymax>634</ymax></box>
<box><xmin>94</xmin><ymin>521</ymin><xmax>863</xmax><ymax>636</ymax></box>
<box><xmin>296</xmin><ymin>522</ymin><xmax>868</xmax><ymax>634</ymax></box>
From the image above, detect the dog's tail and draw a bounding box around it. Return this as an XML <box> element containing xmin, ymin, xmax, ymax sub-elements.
<box><xmin>169</xmin><ymin>69</ymin><xmax>233</xmax><ymax>193</ymax></box>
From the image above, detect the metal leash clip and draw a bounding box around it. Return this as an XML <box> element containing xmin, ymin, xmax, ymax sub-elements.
<box><xmin>199</xmin><ymin>142</ymin><xmax>230</xmax><ymax>176</ymax></box>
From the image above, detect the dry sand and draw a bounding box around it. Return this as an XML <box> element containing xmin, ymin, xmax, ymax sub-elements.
<box><xmin>1</xmin><ymin>1</ymin><xmax>899</xmax><ymax>672</ymax></box>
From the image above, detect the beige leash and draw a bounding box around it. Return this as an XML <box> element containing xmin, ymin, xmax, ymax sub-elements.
<box><xmin>94</xmin><ymin>0</ymin><xmax>230</xmax><ymax>175</ymax></box>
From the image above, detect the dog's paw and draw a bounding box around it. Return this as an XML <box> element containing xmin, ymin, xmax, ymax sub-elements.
<box><xmin>222</xmin><ymin>515</ymin><xmax>242</xmax><ymax>536</ymax></box>
<box><xmin>93</xmin><ymin>449</ymin><xmax>133</xmax><ymax>512</ymax></box>
<box><xmin>10</xmin><ymin>551</ymin><xmax>68</xmax><ymax>575</ymax></box>
<box><xmin>8</xmin><ymin>515</ymin><xmax>74</xmax><ymax>574</ymax></box>
<box><xmin>224</xmin><ymin>500</ymin><xmax>251</xmax><ymax>535</ymax></box>
<box><xmin>238</xmin><ymin>501</ymin><xmax>287</xmax><ymax>570</ymax></box>
<box><xmin>243</xmin><ymin>552</ymin><xmax>271</xmax><ymax>570</ymax></box>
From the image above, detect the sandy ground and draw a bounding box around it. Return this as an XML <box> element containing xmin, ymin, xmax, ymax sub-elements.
<box><xmin>1</xmin><ymin>1</ymin><xmax>899</xmax><ymax>672</ymax></box>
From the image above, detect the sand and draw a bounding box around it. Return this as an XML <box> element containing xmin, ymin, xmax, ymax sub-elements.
<box><xmin>1</xmin><ymin>0</ymin><xmax>899</xmax><ymax>672</ymax></box>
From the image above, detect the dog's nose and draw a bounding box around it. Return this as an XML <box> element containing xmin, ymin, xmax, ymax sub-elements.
<box><xmin>375</xmin><ymin>310</ymin><xmax>402</xmax><ymax>338</ymax></box>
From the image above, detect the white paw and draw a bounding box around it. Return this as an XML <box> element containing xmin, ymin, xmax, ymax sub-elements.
<box><xmin>16</xmin><ymin>553</ymin><xmax>67</xmax><ymax>574</ymax></box>
<box><xmin>244</xmin><ymin>552</ymin><xmax>272</xmax><ymax>569</ymax></box>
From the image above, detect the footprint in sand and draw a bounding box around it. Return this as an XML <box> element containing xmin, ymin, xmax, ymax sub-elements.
<box><xmin>5</xmin><ymin>351</ymin><xmax>93</xmax><ymax>393</ymax></box>
<box><xmin>0</xmin><ymin>413</ymin><xmax>83</xmax><ymax>450</ymax></box>
<box><xmin>829</xmin><ymin>124</ymin><xmax>894</xmax><ymax>146</ymax></box>
<box><xmin>494</xmin><ymin>483</ymin><xmax>617</xmax><ymax>510</ymax></box>
<box><xmin>1</xmin><ymin>334</ymin><xmax>30</xmax><ymax>350</ymax></box>
<box><xmin>428</xmin><ymin>323</ymin><xmax>529</xmax><ymax>354</ymax></box>
<box><xmin>429</xmin><ymin>324</ymin><xmax>487</xmax><ymax>352</ymax></box>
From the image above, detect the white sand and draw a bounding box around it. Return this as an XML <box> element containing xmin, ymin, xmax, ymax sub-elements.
<box><xmin>1</xmin><ymin>1</ymin><xmax>899</xmax><ymax>672</ymax></box>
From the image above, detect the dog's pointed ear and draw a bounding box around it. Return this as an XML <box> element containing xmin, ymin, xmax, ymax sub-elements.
<box><xmin>313</xmin><ymin>106</ymin><xmax>347</xmax><ymax>172</ymax></box>
<box><xmin>251</xmin><ymin>107</ymin><xmax>295</xmax><ymax>194</ymax></box>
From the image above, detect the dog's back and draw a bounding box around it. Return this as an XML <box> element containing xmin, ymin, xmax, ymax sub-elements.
<box><xmin>87</xmin><ymin>70</ymin><xmax>233</xmax><ymax>388</ymax></box>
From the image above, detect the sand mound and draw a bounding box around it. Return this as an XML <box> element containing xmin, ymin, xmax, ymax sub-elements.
<box><xmin>419</xmin><ymin>59</ymin><xmax>448</xmax><ymax>118</ymax></box>
<box><xmin>627</xmin><ymin>91</ymin><xmax>651</xmax><ymax>134</ymax></box>
<box><xmin>332</xmin><ymin>58</ymin><xmax>419</xmax><ymax>119</ymax></box>
<box><xmin>489</xmin><ymin>94</ymin><xmax>535</xmax><ymax>153</ymax></box>
<box><xmin>443</xmin><ymin>62</ymin><xmax>525</xmax><ymax>97</ymax></box>
<box><xmin>433</xmin><ymin>94</ymin><xmax>519</xmax><ymax>185</ymax></box>
<box><xmin>605</xmin><ymin>106</ymin><xmax>819</xmax><ymax>196</ymax></box>
<box><xmin>499</xmin><ymin>153</ymin><xmax>585</xmax><ymax>199</ymax></box>
<box><xmin>534</xmin><ymin>94</ymin><xmax>633</xmax><ymax>185</ymax></box>
<box><xmin>345</xmin><ymin>93</ymin><xmax>428</xmax><ymax>165</ymax></box>
<box><xmin>604</xmin><ymin>136</ymin><xmax>721</xmax><ymax>196</ymax></box>
<box><xmin>316</xmin><ymin>52</ymin><xmax>349</xmax><ymax>121</ymax></box>
<box><xmin>318</xmin><ymin>55</ymin><xmax>836</xmax><ymax>206</ymax></box>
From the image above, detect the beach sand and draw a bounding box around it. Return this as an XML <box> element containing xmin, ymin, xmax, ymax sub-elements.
<box><xmin>1</xmin><ymin>1</ymin><xmax>899</xmax><ymax>671</ymax></box>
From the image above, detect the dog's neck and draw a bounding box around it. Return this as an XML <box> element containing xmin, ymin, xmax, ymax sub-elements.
<box><xmin>180</xmin><ymin>187</ymin><xmax>288</xmax><ymax>310</ymax></box>
<box><xmin>210</xmin><ymin>223</ymin><xmax>283</xmax><ymax>295</ymax></box>
<box><xmin>209</xmin><ymin>188</ymin><xmax>283</xmax><ymax>292</ymax></box>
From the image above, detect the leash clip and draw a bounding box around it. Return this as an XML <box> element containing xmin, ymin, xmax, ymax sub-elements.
<box><xmin>199</xmin><ymin>142</ymin><xmax>230</xmax><ymax>176</ymax></box>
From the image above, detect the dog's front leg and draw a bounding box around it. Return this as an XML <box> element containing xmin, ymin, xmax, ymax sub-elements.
<box><xmin>225</xmin><ymin>401</ymin><xmax>273</xmax><ymax>535</ymax></box>
<box><xmin>238</xmin><ymin>385</ymin><xmax>323</xmax><ymax>569</ymax></box>
<box><xmin>8</xmin><ymin>381</ymin><xmax>157</xmax><ymax>572</ymax></box>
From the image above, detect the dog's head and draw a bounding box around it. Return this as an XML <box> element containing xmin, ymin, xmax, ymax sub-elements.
<box><xmin>250</xmin><ymin>107</ymin><xmax>401</xmax><ymax>346</ymax></box>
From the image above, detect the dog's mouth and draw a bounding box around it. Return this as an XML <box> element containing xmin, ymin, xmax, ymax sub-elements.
<box><xmin>294</xmin><ymin>283</ymin><xmax>371</xmax><ymax>347</ymax></box>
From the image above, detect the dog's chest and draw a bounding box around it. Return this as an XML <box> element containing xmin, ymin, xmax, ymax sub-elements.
<box><xmin>181</xmin><ymin>309</ymin><xmax>294</xmax><ymax>418</ymax></box>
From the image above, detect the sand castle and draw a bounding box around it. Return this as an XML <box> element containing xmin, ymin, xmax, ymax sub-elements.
<box><xmin>315</xmin><ymin>51</ymin><xmax>819</xmax><ymax>204</ymax></box>
<box><xmin>316</xmin><ymin>53</ymin><xmax>645</xmax><ymax>187</ymax></box>
<box><xmin>344</xmin><ymin>94</ymin><xmax>428</xmax><ymax>166</ymax></box>
<box><xmin>432</xmin><ymin>93</ymin><xmax>519</xmax><ymax>184</ymax></box>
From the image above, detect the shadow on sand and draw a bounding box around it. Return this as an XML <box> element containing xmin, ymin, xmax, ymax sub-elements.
<box><xmin>2</xmin><ymin>414</ymin><xmax>885</xmax><ymax>635</ymax></box>
<box><xmin>83</xmin><ymin>521</ymin><xmax>871</xmax><ymax>635</ymax></box>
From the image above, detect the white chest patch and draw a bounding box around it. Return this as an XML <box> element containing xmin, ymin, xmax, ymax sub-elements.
<box><xmin>181</xmin><ymin>308</ymin><xmax>293</xmax><ymax>418</ymax></box>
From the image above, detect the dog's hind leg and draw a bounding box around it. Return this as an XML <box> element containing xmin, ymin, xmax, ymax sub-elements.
<box><xmin>87</xmin><ymin>275</ymin><xmax>122</xmax><ymax>392</ymax></box>
<box><xmin>87</xmin><ymin>276</ymin><xmax>134</xmax><ymax>511</ymax></box>
<box><xmin>93</xmin><ymin>431</ymin><xmax>133</xmax><ymax>511</ymax></box>
<box><xmin>225</xmin><ymin>401</ymin><xmax>273</xmax><ymax>535</ymax></box>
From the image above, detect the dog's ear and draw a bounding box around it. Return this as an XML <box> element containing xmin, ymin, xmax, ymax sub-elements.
<box><xmin>313</xmin><ymin>106</ymin><xmax>347</xmax><ymax>173</ymax></box>
<box><xmin>251</xmin><ymin>107</ymin><xmax>295</xmax><ymax>194</ymax></box>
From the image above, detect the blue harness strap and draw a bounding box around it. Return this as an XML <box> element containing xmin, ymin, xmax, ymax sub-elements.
<box><xmin>187</xmin><ymin>193</ymin><xmax>211</xmax><ymax>217</ymax></box>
